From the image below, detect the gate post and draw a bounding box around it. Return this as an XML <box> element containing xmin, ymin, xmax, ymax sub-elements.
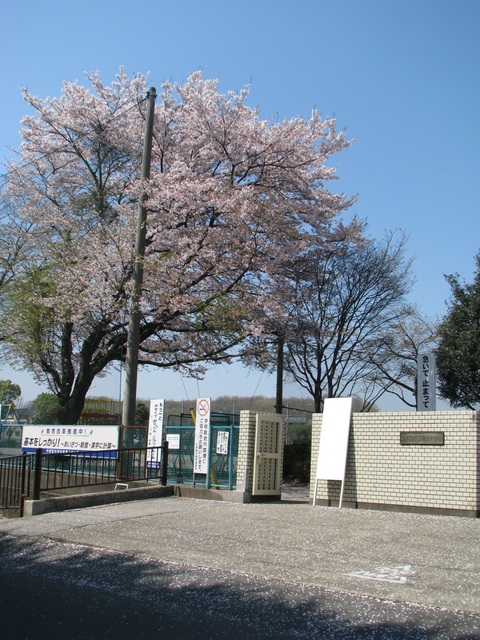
<box><xmin>33</xmin><ymin>448</ymin><xmax>43</xmax><ymax>501</ymax></box>
<box><xmin>235</xmin><ymin>411</ymin><xmax>257</xmax><ymax>501</ymax></box>
<box><xmin>20</xmin><ymin>452</ymin><xmax>29</xmax><ymax>518</ymax></box>
<box><xmin>161</xmin><ymin>440</ymin><xmax>169</xmax><ymax>486</ymax></box>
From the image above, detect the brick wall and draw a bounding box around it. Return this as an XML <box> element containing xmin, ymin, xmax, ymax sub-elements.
<box><xmin>310</xmin><ymin>411</ymin><xmax>480</xmax><ymax>517</ymax></box>
<box><xmin>236</xmin><ymin>410</ymin><xmax>257</xmax><ymax>494</ymax></box>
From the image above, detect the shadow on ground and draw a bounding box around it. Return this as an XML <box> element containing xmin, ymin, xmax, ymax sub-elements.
<box><xmin>1</xmin><ymin>532</ymin><xmax>478</xmax><ymax>639</ymax></box>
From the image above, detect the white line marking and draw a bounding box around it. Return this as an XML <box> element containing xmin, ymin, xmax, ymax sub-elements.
<box><xmin>345</xmin><ymin>565</ymin><xmax>413</xmax><ymax>584</ymax></box>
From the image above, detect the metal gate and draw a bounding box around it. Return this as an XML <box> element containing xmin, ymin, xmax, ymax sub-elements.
<box><xmin>164</xmin><ymin>412</ymin><xmax>239</xmax><ymax>490</ymax></box>
<box><xmin>0</xmin><ymin>453</ymin><xmax>33</xmax><ymax>516</ymax></box>
<box><xmin>252</xmin><ymin>412</ymin><xmax>283</xmax><ymax>496</ymax></box>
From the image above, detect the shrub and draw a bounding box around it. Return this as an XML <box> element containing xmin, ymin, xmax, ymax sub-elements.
<box><xmin>283</xmin><ymin>442</ymin><xmax>311</xmax><ymax>483</ymax></box>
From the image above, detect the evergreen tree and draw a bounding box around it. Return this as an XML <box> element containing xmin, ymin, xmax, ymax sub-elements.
<box><xmin>0</xmin><ymin>379</ymin><xmax>21</xmax><ymax>404</ymax></box>
<box><xmin>436</xmin><ymin>253</ymin><xmax>480</xmax><ymax>409</ymax></box>
<box><xmin>31</xmin><ymin>393</ymin><xmax>60</xmax><ymax>424</ymax></box>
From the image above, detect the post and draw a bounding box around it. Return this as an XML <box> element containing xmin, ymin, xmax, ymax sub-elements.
<box><xmin>275</xmin><ymin>336</ymin><xmax>284</xmax><ymax>414</ymax></box>
<box><xmin>122</xmin><ymin>87</ymin><xmax>157</xmax><ymax>429</ymax></box>
<box><xmin>33</xmin><ymin>448</ymin><xmax>42</xmax><ymax>501</ymax></box>
<box><xmin>20</xmin><ymin>452</ymin><xmax>28</xmax><ymax>518</ymax></box>
<box><xmin>161</xmin><ymin>440</ymin><xmax>169</xmax><ymax>486</ymax></box>
<box><xmin>228</xmin><ymin>423</ymin><xmax>235</xmax><ymax>490</ymax></box>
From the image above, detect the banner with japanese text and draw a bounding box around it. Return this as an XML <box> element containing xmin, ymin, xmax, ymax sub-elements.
<box><xmin>417</xmin><ymin>352</ymin><xmax>436</xmax><ymax>411</ymax></box>
<box><xmin>193</xmin><ymin>397</ymin><xmax>211</xmax><ymax>474</ymax></box>
<box><xmin>147</xmin><ymin>399</ymin><xmax>165</xmax><ymax>468</ymax></box>
<box><xmin>22</xmin><ymin>425</ymin><xmax>119</xmax><ymax>455</ymax></box>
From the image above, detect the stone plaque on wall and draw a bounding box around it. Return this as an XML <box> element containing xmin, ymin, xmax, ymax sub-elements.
<box><xmin>400</xmin><ymin>431</ymin><xmax>445</xmax><ymax>446</ymax></box>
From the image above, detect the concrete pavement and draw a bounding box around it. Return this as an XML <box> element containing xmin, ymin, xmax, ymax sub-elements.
<box><xmin>1</xmin><ymin>491</ymin><xmax>480</xmax><ymax>638</ymax></box>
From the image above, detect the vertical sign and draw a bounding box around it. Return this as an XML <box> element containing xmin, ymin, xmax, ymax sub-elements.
<box><xmin>147</xmin><ymin>399</ymin><xmax>164</xmax><ymax>468</ymax></box>
<box><xmin>194</xmin><ymin>397</ymin><xmax>211</xmax><ymax>474</ymax></box>
<box><xmin>216</xmin><ymin>430</ymin><xmax>229</xmax><ymax>455</ymax></box>
<box><xmin>313</xmin><ymin>397</ymin><xmax>353</xmax><ymax>509</ymax></box>
<box><xmin>417</xmin><ymin>353</ymin><xmax>436</xmax><ymax>411</ymax></box>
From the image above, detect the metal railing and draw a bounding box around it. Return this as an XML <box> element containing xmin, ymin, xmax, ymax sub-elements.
<box><xmin>32</xmin><ymin>444</ymin><xmax>169</xmax><ymax>498</ymax></box>
<box><xmin>0</xmin><ymin>453</ymin><xmax>34</xmax><ymax>517</ymax></box>
<box><xmin>0</xmin><ymin>443</ymin><xmax>169</xmax><ymax>516</ymax></box>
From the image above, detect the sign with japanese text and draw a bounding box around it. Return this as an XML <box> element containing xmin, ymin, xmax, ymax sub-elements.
<box><xmin>400</xmin><ymin>431</ymin><xmax>444</xmax><ymax>446</ymax></box>
<box><xmin>166</xmin><ymin>433</ymin><xmax>180</xmax><ymax>450</ymax></box>
<box><xmin>22</xmin><ymin>425</ymin><xmax>119</xmax><ymax>455</ymax></box>
<box><xmin>147</xmin><ymin>399</ymin><xmax>164</xmax><ymax>468</ymax></box>
<box><xmin>193</xmin><ymin>397</ymin><xmax>211</xmax><ymax>474</ymax></box>
<box><xmin>417</xmin><ymin>352</ymin><xmax>436</xmax><ymax>411</ymax></box>
<box><xmin>216</xmin><ymin>430</ymin><xmax>229</xmax><ymax>455</ymax></box>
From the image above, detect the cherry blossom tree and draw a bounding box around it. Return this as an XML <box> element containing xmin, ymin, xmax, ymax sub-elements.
<box><xmin>1</xmin><ymin>69</ymin><xmax>358</xmax><ymax>423</ymax></box>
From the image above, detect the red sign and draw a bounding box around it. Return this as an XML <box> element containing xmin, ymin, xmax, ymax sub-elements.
<box><xmin>197</xmin><ymin>398</ymin><xmax>210</xmax><ymax>417</ymax></box>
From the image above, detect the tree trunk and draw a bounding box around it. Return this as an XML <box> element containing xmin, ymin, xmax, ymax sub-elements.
<box><xmin>55</xmin><ymin>368</ymin><xmax>98</xmax><ymax>424</ymax></box>
<box><xmin>56</xmin><ymin>394</ymin><xmax>86</xmax><ymax>425</ymax></box>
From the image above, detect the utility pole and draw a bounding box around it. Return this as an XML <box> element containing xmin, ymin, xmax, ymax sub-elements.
<box><xmin>275</xmin><ymin>335</ymin><xmax>284</xmax><ymax>414</ymax></box>
<box><xmin>121</xmin><ymin>87</ymin><xmax>156</xmax><ymax>428</ymax></box>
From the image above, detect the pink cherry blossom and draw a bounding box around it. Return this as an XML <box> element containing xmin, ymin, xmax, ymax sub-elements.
<box><xmin>1</xmin><ymin>69</ymin><xmax>359</xmax><ymax>423</ymax></box>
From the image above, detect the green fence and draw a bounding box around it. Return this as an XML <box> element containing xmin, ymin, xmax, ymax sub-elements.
<box><xmin>165</xmin><ymin>413</ymin><xmax>239</xmax><ymax>490</ymax></box>
<box><xmin>0</xmin><ymin>422</ymin><xmax>23</xmax><ymax>451</ymax></box>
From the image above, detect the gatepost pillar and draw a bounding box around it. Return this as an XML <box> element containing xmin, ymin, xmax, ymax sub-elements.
<box><xmin>234</xmin><ymin>410</ymin><xmax>257</xmax><ymax>502</ymax></box>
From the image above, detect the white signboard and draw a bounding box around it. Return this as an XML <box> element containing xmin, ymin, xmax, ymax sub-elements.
<box><xmin>193</xmin><ymin>397</ymin><xmax>211</xmax><ymax>474</ymax></box>
<box><xmin>166</xmin><ymin>433</ymin><xmax>180</xmax><ymax>450</ymax></box>
<box><xmin>314</xmin><ymin>397</ymin><xmax>353</xmax><ymax>508</ymax></box>
<box><xmin>417</xmin><ymin>353</ymin><xmax>436</xmax><ymax>411</ymax></box>
<box><xmin>147</xmin><ymin>399</ymin><xmax>164</xmax><ymax>467</ymax></box>
<box><xmin>22</xmin><ymin>425</ymin><xmax>119</xmax><ymax>455</ymax></box>
<box><xmin>216</xmin><ymin>430</ymin><xmax>229</xmax><ymax>455</ymax></box>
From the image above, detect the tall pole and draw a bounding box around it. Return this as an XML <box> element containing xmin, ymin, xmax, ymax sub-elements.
<box><xmin>122</xmin><ymin>87</ymin><xmax>156</xmax><ymax>428</ymax></box>
<box><xmin>275</xmin><ymin>335</ymin><xmax>284</xmax><ymax>414</ymax></box>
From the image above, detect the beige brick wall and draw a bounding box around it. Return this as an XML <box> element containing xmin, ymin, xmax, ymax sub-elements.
<box><xmin>310</xmin><ymin>411</ymin><xmax>480</xmax><ymax>516</ymax></box>
<box><xmin>236</xmin><ymin>410</ymin><xmax>257</xmax><ymax>493</ymax></box>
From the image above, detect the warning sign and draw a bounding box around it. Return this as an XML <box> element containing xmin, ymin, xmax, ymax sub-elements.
<box><xmin>194</xmin><ymin>397</ymin><xmax>211</xmax><ymax>474</ymax></box>
<box><xmin>197</xmin><ymin>398</ymin><xmax>210</xmax><ymax>417</ymax></box>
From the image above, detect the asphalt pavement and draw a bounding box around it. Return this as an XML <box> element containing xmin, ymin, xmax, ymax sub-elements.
<box><xmin>1</xmin><ymin>489</ymin><xmax>479</xmax><ymax>639</ymax></box>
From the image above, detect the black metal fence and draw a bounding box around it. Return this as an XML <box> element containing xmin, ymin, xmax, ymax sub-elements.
<box><xmin>0</xmin><ymin>443</ymin><xmax>169</xmax><ymax>517</ymax></box>
<box><xmin>0</xmin><ymin>453</ymin><xmax>34</xmax><ymax>517</ymax></box>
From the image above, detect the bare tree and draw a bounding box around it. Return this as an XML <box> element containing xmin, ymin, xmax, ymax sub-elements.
<box><xmin>262</xmin><ymin>232</ymin><xmax>415</xmax><ymax>412</ymax></box>
<box><xmin>366</xmin><ymin>308</ymin><xmax>438</xmax><ymax>408</ymax></box>
<box><xmin>0</xmin><ymin>196</ymin><xmax>32</xmax><ymax>292</ymax></box>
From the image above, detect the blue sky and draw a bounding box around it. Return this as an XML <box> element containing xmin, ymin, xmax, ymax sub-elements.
<box><xmin>1</xmin><ymin>0</ymin><xmax>479</xmax><ymax>409</ymax></box>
